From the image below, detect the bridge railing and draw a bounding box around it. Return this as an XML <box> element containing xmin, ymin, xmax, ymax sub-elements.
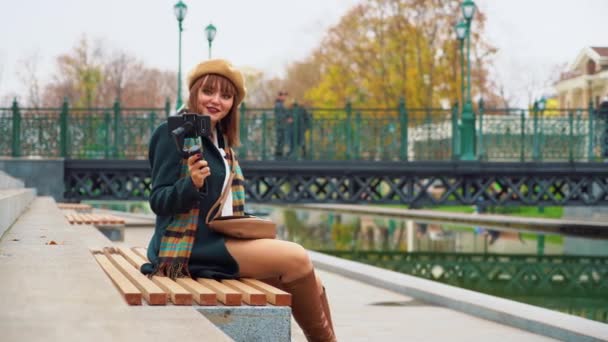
<box><xmin>1</xmin><ymin>98</ymin><xmax>606</xmax><ymax>162</ymax></box>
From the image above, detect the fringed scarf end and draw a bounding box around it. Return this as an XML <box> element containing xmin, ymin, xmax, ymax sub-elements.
<box><xmin>149</xmin><ymin>261</ymin><xmax>191</xmax><ymax>280</ymax></box>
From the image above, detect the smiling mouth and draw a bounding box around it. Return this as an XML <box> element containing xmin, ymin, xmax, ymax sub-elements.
<box><xmin>206</xmin><ymin>107</ymin><xmax>220</xmax><ymax>114</ymax></box>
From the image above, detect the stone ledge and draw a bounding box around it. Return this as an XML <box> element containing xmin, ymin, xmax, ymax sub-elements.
<box><xmin>0</xmin><ymin>170</ymin><xmax>25</xmax><ymax>189</ymax></box>
<box><xmin>197</xmin><ymin>306</ymin><xmax>291</xmax><ymax>342</ymax></box>
<box><xmin>310</xmin><ymin>250</ymin><xmax>608</xmax><ymax>342</ymax></box>
<box><xmin>0</xmin><ymin>188</ymin><xmax>36</xmax><ymax>239</ymax></box>
<box><xmin>0</xmin><ymin>197</ymin><xmax>232</xmax><ymax>342</ymax></box>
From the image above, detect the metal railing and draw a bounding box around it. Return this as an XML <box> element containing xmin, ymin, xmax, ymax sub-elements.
<box><xmin>1</xmin><ymin>98</ymin><xmax>606</xmax><ymax>162</ymax></box>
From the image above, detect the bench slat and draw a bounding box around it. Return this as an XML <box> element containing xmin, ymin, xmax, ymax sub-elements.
<box><xmin>106</xmin><ymin>253</ymin><xmax>167</xmax><ymax>305</ymax></box>
<box><xmin>241</xmin><ymin>278</ymin><xmax>292</xmax><ymax>306</ymax></box>
<box><xmin>198</xmin><ymin>279</ymin><xmax>242</xmax><ymax>306</ymax></box>
<box><xmin>117</xmin><ymin>247</ymin><xmax>146</xmax><ymax>268</ymax></box>
<box><xmin>177</xmin><ymin>278</ymin><xmax>218</xmax><ymax>305</ymax></box>
<box><xmin>152</xmin><ymin>276</ymin><xmax>193</xmax><ymax>306</ymax></box>
<box><xmin>132</xmin><ymin>247</ymin><xmax>148</xmax><ymax>261</ymax></box>
<box><xmin>130</xmin><ymin>248</ymin><xmax>215</xmax><ymax>306</ymax></box>
<box><xmin>64</xmin><ymin>212</ymin><xmax>126</xmax><ymax>226</ymax></box>
<box><xmin>222</xmin><ymin>279</ymin><xmax>267</xmax><ymax>306</ymax></box>
<box><xmin>93</xmin><ymin>254</ymin><xmax>142</xmax><ymax>305</ymax></box>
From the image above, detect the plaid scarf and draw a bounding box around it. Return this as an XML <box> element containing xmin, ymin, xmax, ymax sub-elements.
<box><xmin>151</xmin><ymin>136</ymin><xmax>246</xmax><ymax>279</ymax></box>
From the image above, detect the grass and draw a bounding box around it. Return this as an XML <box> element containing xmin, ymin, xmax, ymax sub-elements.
<box><xmin>382</xmin><ymin>204</ymin><xmax>563</xmax><ymax>219</ymax></box>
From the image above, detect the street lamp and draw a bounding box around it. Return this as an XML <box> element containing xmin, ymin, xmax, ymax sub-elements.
<box><xmin>456</xmin><ymin>0</ymin><xmax>476</xmax><ymax>160</ymax></box>
<box><xmin>532</xmin><ymin>97</ymin><xmax>546</xmax><ymax>161</ymax></box>
<box><xmin>455</xmin><ymin>21</ymin><xmax>467</xmax><ymax>109</ymax></box>
<box><xmin>174</xmin><ymin>0</ymin><xmax>187</xmax><ymax>111</ymax></box>
<box><xmin>205</xmin><ymin>23</ymin><xmax>217</xmax><ymax>59</ymax></box>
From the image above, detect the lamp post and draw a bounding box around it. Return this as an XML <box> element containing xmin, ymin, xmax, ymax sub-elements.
<box><xmin>455</xmin><ymin>21</ymin><xmax>467</xmax><ymax>111</ymax></box>
<box><xmin>532</xmin><ymin>97</ymin><xmax>546</xmax><ymax>161</ymax></box>
<box><xmin>174</xmin><ymin>0</ymin><xmax>187</xmax><ymax>111</ymax></box>
<box><xmin>205</xmin><ymin>23</ymin><xmax>217</xmax><ymax>59</ymax></box>
<box><xmin>457</xmin><ymin>0</ymin><xmax>476</xmax><ymax>160</ymax></box>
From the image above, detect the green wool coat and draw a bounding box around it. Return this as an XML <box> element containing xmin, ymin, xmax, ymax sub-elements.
<box><xmin>140</xmin><ymin>122</ymin><xmax>239</xmax><ymax>279</ymax></box>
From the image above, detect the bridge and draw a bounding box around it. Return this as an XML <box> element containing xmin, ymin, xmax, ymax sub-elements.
<box><xmin>2</xmin><ymin>99</ymin><xmax>607</xmax><ymax>205</ymax></box>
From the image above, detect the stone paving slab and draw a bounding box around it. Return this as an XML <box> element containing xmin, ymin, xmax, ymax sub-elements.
<box><xmin>310</xmin><ymin>251</ymin><xmax>608</xmax><ymax>342</ymax></box>
<box><xmin>0</xmin><ymin>197</ymin><xmax>232</xmax><ymax>342</ymax></box>
<box><xmin>290</xmin><ymin>269</ymin><xmax>557</xmax><ymax>342</ymax></box>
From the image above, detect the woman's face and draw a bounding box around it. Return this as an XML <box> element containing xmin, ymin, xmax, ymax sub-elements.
<box><xmin>197</xmin><ymin>81</ymin><xmax>234</xmax><ymax>126</ymax></box>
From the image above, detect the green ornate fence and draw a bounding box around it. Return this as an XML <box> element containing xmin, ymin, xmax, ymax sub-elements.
<box><xmin>318</xmin><ymin>250</ymin><xmax>608</xmax><ymax>323</ymax></box>
<box><xmin>1</xmin><ymin>98</ymin><xmax>606</xmax><ymax>161</ymax></box>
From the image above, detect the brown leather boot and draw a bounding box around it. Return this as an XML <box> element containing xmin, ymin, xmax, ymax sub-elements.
<box><xmin>320</xmin><ymin>286</ymin><xmax>334</xmax><ymax>333</ymax></box>
<box><xmin>283</xmin><ymin>270</ymin><xmax>336</xmax><ymax>342</ymax></box>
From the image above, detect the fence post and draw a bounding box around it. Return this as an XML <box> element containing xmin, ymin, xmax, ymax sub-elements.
<box><xmin>532</xmin><ymin>102</ymin><xmax>540</xmax><ymax>161</ymax></box>
<box><xmin>292</xmin><ymin>101</ymin><xmax>300</xmax><ymax>160</ymax></box>
<box><xmin>587</xmin><ymin>100</ymin><xmax>595</xmax><ymax>161</ymax></box>
<box><xmin>113</xmin><ymin>99</ymin><xmax>121</xmax><ymax>158</ymax></box>
<box><xmin>165</xmin><ymin>97</ymin><xmax>171</xmax><ymax>117</ymax></box>
<box><xmin>104</xmin><ymin>109</ymin><xmax>111</xmax><ymax>159</ymax></box>
<box><xmin>309</xmin><ymin>109</ymin><xmax>315</xmax><ymax>160</ymax></box>
<box><xmin>345</xmin><ymin>100</ymin><xmax>352</xmax><ymax>160</ymax></box>
<box><xmin>60</xmin><ymin>98</ymin><xmax>69</xmax><ymax>158</ymax></box>
<box><xmin>520</xmin><ymin>110</ymin><xmax>525</xmax><ymax>162</ymax></box>
<box><xmin>569</xmin><ymin>110</ymin><xmax>574</xmax><ymax>162</ymax></box>
<box><xmin>399</xmin><ymin>97</ymin><xmax>408</xmax><ymax>161</ymax></box>
<box><xmin>11</xmin><ymin>98</ymin><xmax>21</xmax><ymax>157</ymax></box>
<box><xmin>261</xmin><ymin>112</ymin><xmax>267</xmax><ymax>161</ymax></box>
<box><xmin>477</xmin><ymin>98</ymin><xmax>485</xmax><ymax>160</ymax></box>
<box><xmin>149</xmin><ymin>111</ymin><xmax>157</xmax><ymax>137</ymax></box>
<box><xmin>239</xmin><ymin>102</ymin><xmax>248</xmax><ymax>158</ymax></box>
<box><xmin>451</xmin><ymin>100</ymin><xmax>459</xmax><ymax>160</ymax></box>
<box><xmin>355</xmin><ymin>110</ymin><xmax>362</xmax><ymax>159</ymax></box>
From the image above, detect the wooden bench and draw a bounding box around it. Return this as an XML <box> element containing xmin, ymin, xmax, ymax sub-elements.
<box><xmin>92</xmin><ymin>246</ymin><xmax>293</xmax><ymax>341</ymax></box>
<box><xmin>57</xmin><ymin>202</ymin><xmax>93</xmax><ymax>212</ymax></box>
<box><xmin>63</xmin><ymin>213</ymin><xmax>125</xmax><ymax>225</ymax></box>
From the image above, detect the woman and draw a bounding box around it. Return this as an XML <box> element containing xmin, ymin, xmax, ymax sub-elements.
<box><xmin>141</xmin><ymin>59</ymin><xmax>336</xmax><ymax>342</ymax></box>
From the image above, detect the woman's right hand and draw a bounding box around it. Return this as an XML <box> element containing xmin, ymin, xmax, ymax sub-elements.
<box><xmin>188</xmin><ymin>154</ymin><xmax>210</xmax><ymax>189</ymax></box>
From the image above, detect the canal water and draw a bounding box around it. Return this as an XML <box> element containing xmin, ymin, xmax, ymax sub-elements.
<box><xmin>87</xmin><ymin>201</ymin><xmax>608</xmax><ymax>324</ymax></box>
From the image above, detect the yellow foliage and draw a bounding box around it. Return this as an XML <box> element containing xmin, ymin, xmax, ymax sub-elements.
<box><xmin>290</xmin><ymin>0</ymin><xmax>495</xmax><ymax>116</ymax></box>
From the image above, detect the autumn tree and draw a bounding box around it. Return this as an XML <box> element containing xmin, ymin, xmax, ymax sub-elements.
<box><xmin>15</xmin><ymin>51</ymin><xmax>43</xmax><ymax>108</ymax></box>
<box><xmin>43</xmin><ymin>36</ymin><xmax>104</xmax><ymax>107</ymax></box>
<box><xmin>41</xmin><ymin>36</ymin><xmax>177</xmax><ymax>108</ymax></box>
<box><xmin>288</xmin><ymin>0</ymin><xmax>495</xmax><ymax>112</ymax></box>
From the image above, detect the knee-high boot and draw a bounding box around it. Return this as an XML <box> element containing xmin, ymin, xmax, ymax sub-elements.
<box><xmin>320</xmin><ymin>286</ymin><xmax>334</xmax><ymax>332</ymax></box>
<box><xmin>283</xmin><ymin>270</ymin><xmax>336</xmax><ymax>342</ymax></box>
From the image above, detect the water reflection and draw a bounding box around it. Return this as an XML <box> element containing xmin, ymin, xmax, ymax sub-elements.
<box><xmin>256</xmin><ymin>205</ymin><xmax>608</xmax><ymax>323</ymax></box>
<box><xmin>263</xmin><ymin>205</ymin><xmax>577</xmax><ymax>255</ymax></box>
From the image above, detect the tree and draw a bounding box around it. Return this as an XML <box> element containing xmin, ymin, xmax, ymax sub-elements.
<box><xmin>41</xmin><ymin>37</ymin><xmax>177</xmax><ymax>108</ymax></box>
<box><xmin>98</xmin><ymin>51</ymin><xmax>143</xmax><ymax>104</ymax></box>
<box><xmin>290</xmin><ymin>0</ymin><xmax>496</xmax><ymax>112</ymax></box>
<box><xmin>15</xmin><ymin>50</ymin><xmax>43</xmax><ymax>108</ymax></box>
<box><xmin>241</xmin><ymin>67</ymin><xmax>283</xmax><ymax>107</ymax></box>
<box><xmin>43</xmin><ymin>36</ymin><xmax>104</xmax><ymax>107</ymax></box>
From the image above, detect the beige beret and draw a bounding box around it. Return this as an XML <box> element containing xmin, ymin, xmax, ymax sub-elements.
<box><xmin>187</xmin><ymin>59</ymin><xmax>247</xmax><ymax>106</ymax></box>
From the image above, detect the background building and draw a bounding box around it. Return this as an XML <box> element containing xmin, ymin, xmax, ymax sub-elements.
<box><xmin>555</xmin><ymin>47</ymin><xmax>608</xmax><ymax>109</ymax></box>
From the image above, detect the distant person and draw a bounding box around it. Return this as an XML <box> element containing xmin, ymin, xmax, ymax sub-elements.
<box><xmin>274</xmin><ymin>91</ymin><xmax>291</xmax><ymax>159</ymax></box>
<box><xmin>599</xmin><ymin>95</ymin><xmax>608</xmax><ymax>158</ymax></box>
<box><xmin>290</xmin><ymin>101</ymin><xmax>312</xmax><ymax>158</ymax></box>
<box><xmin>599</xmin><ymin>95</ymin><xmax>608</xmax><ymax>117</ymax></box>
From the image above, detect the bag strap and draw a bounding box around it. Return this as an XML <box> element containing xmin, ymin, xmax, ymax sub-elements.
<box><xmin>205</xmin><ymin>146</ymin><xmax>236</xmax><ymax>224</ymax></box>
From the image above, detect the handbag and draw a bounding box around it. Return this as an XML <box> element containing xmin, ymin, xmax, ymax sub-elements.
<box><xmin>205</xmin><ymin>150</ymin><xmax>276</xmax><ymax>239</ymax></box>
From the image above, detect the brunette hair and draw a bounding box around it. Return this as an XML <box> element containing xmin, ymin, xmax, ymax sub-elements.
<box><xmin>187</xmin><ymin>74</ymin><xmax>240</xmax><ymax>147</ymax></box>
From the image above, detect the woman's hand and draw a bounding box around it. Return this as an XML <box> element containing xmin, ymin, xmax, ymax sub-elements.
<box><xmin>188</xmin><ymin>154</ymin><xmax>210</xmax><ymax>189</ymax></box>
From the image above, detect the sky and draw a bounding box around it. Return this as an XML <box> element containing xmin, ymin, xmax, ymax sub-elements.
<box><xmin>1</xmin><ymin>0</ymin><xmax>607</xmax><ymax>107</ymax></box>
